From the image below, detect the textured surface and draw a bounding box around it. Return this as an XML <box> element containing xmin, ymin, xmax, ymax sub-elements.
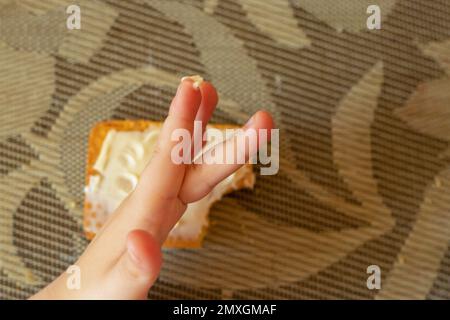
<box><xmin>1</xmin><ymin>0</ymin><xmax>450</xmax><ymax>299</ymax></box>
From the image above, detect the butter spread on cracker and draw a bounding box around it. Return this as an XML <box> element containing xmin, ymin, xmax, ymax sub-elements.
<box><xmin>85</xmin><ymin>126</ymin><xmax>254</xmax><ymax>242</ymax></box>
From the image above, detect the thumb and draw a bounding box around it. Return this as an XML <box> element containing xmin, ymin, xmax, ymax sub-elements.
<box><xmin>106</xmin><ymin>229</ymin><xmax>162</xmax><ymax>299</ymax></box>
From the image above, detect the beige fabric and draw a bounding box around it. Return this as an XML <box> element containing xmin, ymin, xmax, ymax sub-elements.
<box><xmin>0</xmin><ymin>0</ymin><xmax>450</xmax><ymax>299</ymax></box>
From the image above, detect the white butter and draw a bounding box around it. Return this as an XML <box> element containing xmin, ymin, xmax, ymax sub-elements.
<box><xmin>93</xmin><ymin>129</ymin><xmax>116</xmax><ymax>175</ymax></box>
<box><xmin>87</xmin><ymin>128</ymin><xmax>158</xmax><ymax>215</ymax></box>
<box><xmin>85</xmin><ymin>126</ymin><xmax>250</xmax><ymax>241</ymax></box>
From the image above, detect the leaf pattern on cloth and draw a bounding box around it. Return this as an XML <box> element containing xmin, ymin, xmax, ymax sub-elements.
<box><xmin>378</xmin><ymin>167</ymin><xmax>450</xmax><ymax>299</ymax></box>
<box><xmin>0</xmin><ymin>2</ymin><xmax>66</xmax><ymax>53</ymax></box>
<box><xmin>0</xmin><ymin>167</ymin><xmax>43</xmax><ymax>285</ymax></box>
<box><xmin>332</xmin><ymin>61</ymin><xmax>392</xmax><ymax>228</ymax></box>
<box><xmin>153</xmin><ymin>0</ymin><xmax>278</xmax><ymax>124</ymax></box>
<box><xmin>379</xmin><ymin>39</ymin><xmax>450</xmax><ymax>299</ymax></box>
<box><xmin>420</xmin><ymin>39</ymin><xmax>450</xmax><ymax>76</ymax></box>
<box><xmin>293</xmin><ymin>0</ymin><xmax>397</xmax><ymax>32</ymax></box>
<box><xmin>16</xmin><ymin>0</ymin><xmax>118</xmax><ymax>64</ymax></box>
<box><xmin>395</xmin><ymin>79</ymin><xmax>450</xmax><ymax>142</ymax></box>
<box><xmin>0</xmin><ymin>135</ymin><xmax>38</xmax><ymax>177</ymax></box>
<box><xmin>0</xmin><ymin>38</ymin><xmax>56</xmax><ymax>287</ymax></box>
<box><xmin>397</xmin><ymin>39</ymin><xmax>450</xmax><ymax>157</ymax></box>
<box><xmin>58</xmin><ymin>0</ymin><xmax>118</xmax><ymax>63</ymax></box>
<box><xmin>0</xmin><ymin>42</ymin><xmax>54</xmax><ymax>139</ymax></box>
<box><xmin>160</xmin><ymin>199</ymin><xmax>381</xmax><ymax>290</ymax></box>
<box><xmin>238</xmin><ymin>0</ymin><xmax>311</xmax><ymax>49</ymax></box>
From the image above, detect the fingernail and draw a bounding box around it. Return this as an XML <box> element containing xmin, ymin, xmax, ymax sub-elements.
<box><xmin>181</xmin><ymin>75</ymin><xmax>204</xmax><ymax>90</ymax></box>
<box><xmin>243</xmin><ymin>115</ymin><xmax>254</xmax><ymax>129</ymax></box>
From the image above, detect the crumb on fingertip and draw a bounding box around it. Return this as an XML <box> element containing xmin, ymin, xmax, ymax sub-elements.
<box><xmin>181</xmin><ymin>75</ymin><xmax>204</xmax><ymax>90</ymax></box>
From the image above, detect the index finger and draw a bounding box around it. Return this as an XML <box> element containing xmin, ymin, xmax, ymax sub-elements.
<box><xmin>133</xmin><ymin>78</ymin><xmax>202</xmax><ymax>206</ymax></box>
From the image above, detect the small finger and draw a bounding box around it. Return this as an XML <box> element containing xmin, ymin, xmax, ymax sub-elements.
<box><xmin>195</xmin><ymin>81</ymin><xmax>218</xmax><ymax>132</ymax></box>
<box><xmin>132</xmin><ymin>78</ymin><xmax>201</xmax><ymax>208</ymax></box>
<box><xmin>179</xmin><ymin>110</ymin><xmax>274</xmax><ymax>203</ymax></box>
<box><xmin>193</xmin><ymin>81</ymin><xmax>219</xmax><ymax>157</ymax></box>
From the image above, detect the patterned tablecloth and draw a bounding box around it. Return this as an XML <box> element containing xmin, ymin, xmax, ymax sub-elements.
<box><xmin>0</xmin><ymin>0</ymin><xmax>450</xmax><ymax>299</ymax></box>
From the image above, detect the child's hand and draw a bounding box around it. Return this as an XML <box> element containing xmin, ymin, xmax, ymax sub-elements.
<box><xmin>31</xmin><ymin>78</ymin><xmax>274</xmax><ymax>299</ymax></box>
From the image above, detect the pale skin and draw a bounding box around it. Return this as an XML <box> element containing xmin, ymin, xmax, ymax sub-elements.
<box><xmin>31</xmin><ymin>78</ymin><xmax>274</xmax><ymax>299</ymax></box>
